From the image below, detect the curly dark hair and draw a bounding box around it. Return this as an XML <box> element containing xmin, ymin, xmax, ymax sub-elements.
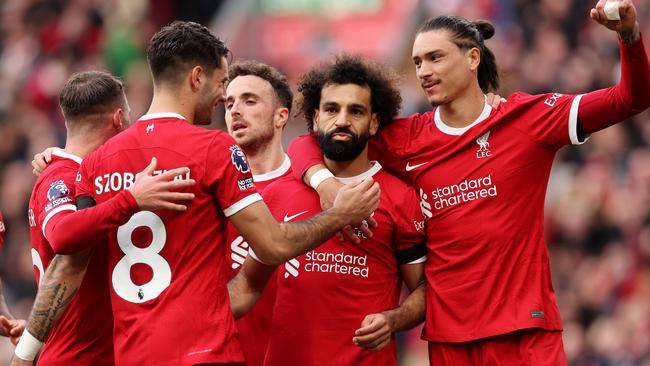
<box><xmin>296</xmin><ymin>54</ymin><xmax>402</xmax><ymax>132</ymax></box>
<box><xmin>146</xmin><ymin>21</ymin><xmax>229</xmax><ymax>85</ymax></box>
<box><xmin>228</xmin><ymin>60</ymin><xmax>293</xmax><ymax>112</ymax></box>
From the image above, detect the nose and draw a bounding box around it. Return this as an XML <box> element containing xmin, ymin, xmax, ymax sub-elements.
<box><xmin>417</xmin><ymin>60</ymin><xmax>433</xmax><ymax>80</ymax></box>
<box><xmin>334</xmin><ymin>111</ymin><xmax>351</xmax><ymax>128</ymax></box>
<box><xmin>230</xmin><ymin>100</ymin><xmax>241</xmax><ymax>117</ymax></box>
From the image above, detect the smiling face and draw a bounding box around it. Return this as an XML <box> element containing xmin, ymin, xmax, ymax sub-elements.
<box><xmin>224</xmin><ymin>74</ymin><xmax>280</xmax><ymax>150</ymax></box>
<box><xmin>194</xmin><ymin>56</ymin><xmax>229</xmax><ymax>125</ymax></box>
<box><xmin>314</xmin><ymin>83</ymin><xmax>378</xmax><ymax>162</ymax></box>
<box><xmin>412</xmin><ymin>30</ymin><xmax>477</xmax><ymax>106</ymax></box>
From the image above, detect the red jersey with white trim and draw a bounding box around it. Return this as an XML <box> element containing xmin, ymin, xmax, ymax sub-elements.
<box><xmin>27</xmin><ymin>149</ymin><xmax>114</xmax><ymax>365</ymax></box>
<box><xmin>262</xmin><ymin>162</ymin><xmax>425</xmax><ymax>366</ymax></box>
<box><xmin>225</xmin><ymin>154</ymin><xmax>292</xmax><ymax>366</ymax></box>
<box><xmin>0</xmin><ymin>210</ymin><xmax>5</xmax><ymax>249</ymax></box>
<box><xmin>369</xmin><ymin>92</ymin><xmax>586</xmax><ymax>342</ymax></box>
<box><xmin>75</xmin><ymin>113</ymin><xmax>261</xmax><ymax>365</ymax></box>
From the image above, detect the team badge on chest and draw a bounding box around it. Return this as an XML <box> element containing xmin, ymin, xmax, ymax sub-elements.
<box><xmin>475</xmin><ymin>131</ymin><xmax>492</xmax><ymax>159</ymax></box>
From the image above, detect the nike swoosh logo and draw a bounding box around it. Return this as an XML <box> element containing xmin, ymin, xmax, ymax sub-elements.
<box><xmin>284</xmin><ymin>210</ymin><xmax>308</xmax><ymax>222</ymax></box>
<box><xmin>405</xmin><ymin>161</ymin><xmax>429</xmax><ymax>172</ymax></box>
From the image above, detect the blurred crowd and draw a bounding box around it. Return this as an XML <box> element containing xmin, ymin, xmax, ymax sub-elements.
<box><xmin>1</xmin><ymin>0</ymin><xmax>649</xmax><ymax>365</ymax></box>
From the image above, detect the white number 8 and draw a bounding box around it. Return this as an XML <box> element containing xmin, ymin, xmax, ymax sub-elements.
<box><xmin>112</xmin><ymin>211</ymin><xmax>171</xmax><ymax>303</ymax></box>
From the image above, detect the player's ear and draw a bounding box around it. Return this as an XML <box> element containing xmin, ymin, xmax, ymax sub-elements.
<box><xmin>274</xmin><ymin>107</ymin><xmax>289</xmax><ymax>129</ymax></box>
<box><xmin>112</xmin><ymin>108</ymin><xmax>123</xmax><ymax>130</ymax></box>
<box><xmin>312</xmin><ymin>110</ymin><xmax>319</xmax><ymax>131</ymax></box>
<box><xmin>467</xmin><ymin>47</ymin><xmax>480</xmax><ymax>72</ymax></box>
<box><xmin>190</xmin><ymin>66</ymin><xmax>204</xmax><ymax>92</ymax></box>
<box><xmin>369</xmin><ymin>112</ymin><xmax>379</xmax><ymax>136</ymax></box>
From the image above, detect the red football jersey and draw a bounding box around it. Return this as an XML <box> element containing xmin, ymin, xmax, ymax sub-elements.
<box><xmin>262</xmin><ymin>162</ymin><xmax>426</xmax><ymax>366</ymax></box>
<box><xmin>75</xmin><ymin>113</ymin><xmax>261</xmax><ymax>365</ymax></box>
<box><xmin>27</xmin><ymin>149</ymin><xmax>114</xmax><ymax>365</ymax></box>
<box><xmin>225</xmin><ymin>154</ymin><xmax>291</xmax><ymax>366</ymax></box>
<box><xmin>369</xmin><ymin>93</ymin><xmax>586</xmax><ymax>342</ymax></box>
<box><xmin>0</xmin><ymin>210</ymin><xmax>5</xmax><ymax>249</ymax></box>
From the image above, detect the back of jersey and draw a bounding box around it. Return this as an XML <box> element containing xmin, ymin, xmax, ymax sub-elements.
<box><xmin>76</xmin><ymin>113</ymin><xmax>261</xmax><ymax>365</ymax></box>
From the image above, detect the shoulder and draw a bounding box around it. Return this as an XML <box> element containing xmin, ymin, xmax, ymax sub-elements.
<box><xmin>375</xmin><ymin>169</ymin><xmax>413</xmax><ymax>195</ymax></box>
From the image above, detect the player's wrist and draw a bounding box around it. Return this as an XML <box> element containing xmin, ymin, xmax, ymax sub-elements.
<box><xmin>618</xmin><ymin>23</ymin><xmax>640</xmax><ymax>44</ymax></box>
<box><xmin>14</xmin><ymin>329</ymin><xmax>43</xmax><ymax>361</ymax></box>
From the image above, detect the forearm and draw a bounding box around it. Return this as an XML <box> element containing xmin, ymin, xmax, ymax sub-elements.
<box><xmin>25</xmin><ymin>250</ymin><xmax>92</xmax><ymax>341</ymax></box>
<box><xmin>48</xmin><ymin>191</ymin><xmax>138</xmax><ymax>254</ymax></box>
<box><xmin>228</xmin><ymin>257</ymin><xmax>275</xmax><ymax>318</ymax></box>
<box><xmin>579</xmin><ymin>33</ymin><xmax>650</xmax><ymax>133</ymax></box>
<box><xmin>0</xmin><ymin>279</ymin><xmax>14</xmax><ymax>319</ymax></box>
<box><xmin>382</xmin><ymin>282</ymin><xmax>426</xmax><ymax>333</ymax></box>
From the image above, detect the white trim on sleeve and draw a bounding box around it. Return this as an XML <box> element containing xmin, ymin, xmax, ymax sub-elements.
<box><xmin>406</xmin><ymin>255</ymin><xmax>427</xmax><ymax>265</ymax></box>
<box><xmin>568</xmin><ymin>94</ymin><xmax>589</xmax><ymax>145</ymax></box>
<box><xmin>42</xmin><ymin>204</ymin><xmax>77</xmax><ymax>239</ymax></box>
<box><xmin>223</xmin><ymin>193</ymin><xmax>263</xmax><ymax>217</ymax></box>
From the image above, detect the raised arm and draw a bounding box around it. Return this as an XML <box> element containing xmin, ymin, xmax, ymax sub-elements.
<box><xmin>578</xmin><ymin>0</ymin><xmax>650</xmax><ymax>133</ymax></box>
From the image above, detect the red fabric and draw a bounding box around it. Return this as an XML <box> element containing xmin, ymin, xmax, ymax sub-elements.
<box><xmin>0</xmin><ymin>211</ymin><xmax>5</xmax><ymax>249</ymax></box>
<box><xmin>225</xmin><ymin>164</ymin><xmax>292</xmax><ymax>366</ymax></box>
<box><xmin>428</xmin><ymin>329</ymin><xmax>567</xmax><ymax>366</ymax></box>
<box><xmin>27</xmin><ymin>154</ymin><xmax>114</xmax><ymax>365</ymax></box>
<box><xmin>262</xmin><ymin>164</ymin><xmax>425</xmax><ymax>366</ymax></box>
<box><xmin>75</xmin><ymin>116</ymin><xmax>260</xmax><ymax>365</ymax></box>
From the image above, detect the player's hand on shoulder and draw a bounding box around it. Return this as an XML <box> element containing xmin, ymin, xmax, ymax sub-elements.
<box><xmin>590</xmin><ymin>0</ymin><xmax>639</xmax><ymax>40</ymax></box>
<box><xmin>129</xmin><ymin>157</ymin><xmax>196</xmax><ymax>212</ymax></box>
<box><xmin>31</xmin><ymin>147</ymin><xmax>57</xmax><ymax>176</ymax></box>
<box><xmin>353</xmin><ymin>312</ymin><xmax>392</xmax><ymax>352</ymax></box>
<box><xmin>486</xmin><ymin>92</ymin><xmax>506</xmax><ymax>109</ymax></box>
<box><xmin>315</xmin><ymin>177</ymin><xmax>343</xmax><ymax>210</ymax></box>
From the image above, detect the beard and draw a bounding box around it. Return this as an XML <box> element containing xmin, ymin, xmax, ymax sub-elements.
<box><xmin>317</xmin><ymin>127</ymin><xmax>369</xmax><ymax>162</ymax></box>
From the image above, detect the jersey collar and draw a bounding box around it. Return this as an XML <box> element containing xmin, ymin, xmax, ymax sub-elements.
<box><xmin>252</xmin><ymin>154</ymin><xmax>291</xmax><ymax>182</ymax></box>
<box><xmin>51</xmin><ymin>148</ymin><xmax>82</xmax><ymax>165</ymax></box>
<box><xmin>138</xmin><ymin>112</ymin><xmax>187</xmax><ymax>121</ymax></box>
<box><xmin>434</xmin><ymin>95</ymin><xmax>492</xmax><ymax>136</ymax></box>
<box><xmin>335</xmin><ymin>161</ymin><xmax>382</xmax><ymax>184</ymax></box>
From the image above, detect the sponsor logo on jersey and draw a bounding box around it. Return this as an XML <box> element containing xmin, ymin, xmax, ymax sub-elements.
<box><xmin>543</xmin><ymin>93</ymin><xmax>563</xmax><ymax>107</ymax></box>
<box><xmin>230</xmin><ymin>145</ymin><xmax>250</xmax><ymax>173</ymax></box>
<box><xmin>237</xmin><ymin>177</ymin><xmax>254</xmax><ymax>191</ymax></box>
<box><xmin>425</xmin><ymin>174</ymin><xmax>498</xmax><ymax>211</ymax></box>
<box><xmin>283</xmin><ymin>210</ymin><xmax>308</xmax><ymax>222</ymax></box>
<box><xmin>419</xmin><ymin>188</ymin><xmax>433</xmax><ymax>219</ymax></box>
<box><xmin>405</xmin><ymin>161</ymin><xmax>429</xmax><ymax>172</ymax></box>
<box><xmin>230</xmin><ymin>235</ymin><xmax>249</xmax><ymax>269</ymax></box>
<box><xmin>283</xmin><ymin>251</ymin><xmax>370</xmax><ymax>279</ymax></box>
<box><xmin>475</xmin><ymin>131</ymin><xmax>492</xmax><ymax>159</ymax></box>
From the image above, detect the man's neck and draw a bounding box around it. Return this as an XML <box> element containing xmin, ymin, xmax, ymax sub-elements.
<box><xmin>147</xmin><ymin>87</ymin><xmax>195</xmax><ymax>123</ymax></box>
<box><xmin>324</xmin><ymin>146</ymin><xmax>373</xmax><ymax>178</ymax></box>
<box><xmin>438</xmin><ymin>84</ymin><xmax>485</xmax><ymax>128</ymax></box>
<box><xmin>244</xmin><ymin>136</ymin><xmax>286</xmax><ymax>176</ymax></box>
<box><xmin>64</xmin><ymin>134</ymin><xmax>105</xmax><ymax>160</ymax></box>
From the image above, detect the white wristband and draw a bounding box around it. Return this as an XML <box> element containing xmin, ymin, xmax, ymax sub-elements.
<box><xmin>309</xmin><ymin>169</ymin><xmax>334</xmax><ymax>190</ymax></box>
<box><xmin>14</xmin><ymin>330</ymin><xmax>43</xmax><ymax>361</ymax></box>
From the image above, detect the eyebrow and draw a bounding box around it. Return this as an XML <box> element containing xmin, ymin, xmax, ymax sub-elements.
<box><xmin>413</xmin><ymin>50</ymin><xmax>444</xmax><ymax>62</ymax></box>
<box><xmin>322</xmin><ymin>101</ymin><xmax>368</xmax><ymax>112</ymax></box>
<box><xmin>227</xmin><ymin>92</ymin><xmax>260</xmax><ymax>102</ymax></box>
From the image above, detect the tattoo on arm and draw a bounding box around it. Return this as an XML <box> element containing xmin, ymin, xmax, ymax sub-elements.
<box><xmin>26</xmin><ymin>251</ymin><xmax>91</xmax><ymax>341</ymax></box>
<box><xmin>278</xmin><ymin>210</ymin><xmax>344</xmax><ymax>261</ymax></box>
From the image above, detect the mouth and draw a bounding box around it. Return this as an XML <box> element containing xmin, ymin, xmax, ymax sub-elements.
<box><xmin>331</xmin><ymin>132</ymin><xmax>353</xmax><ymax>141</ymax></box>
<box><xmin>231</xmin><ymin>121</ymin><xmax>248</xmax><ymax>133</ymax></box>
<box><xmin>421</xmin><ymin>80</ymin><xmax>440</xmax><ymax>92</ymax></box>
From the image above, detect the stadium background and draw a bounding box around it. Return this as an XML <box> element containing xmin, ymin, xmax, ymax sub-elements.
<box><xmin>0</xmin><ymin>0</ymin><xmax>649</xmax><ymax>364</ymax></box>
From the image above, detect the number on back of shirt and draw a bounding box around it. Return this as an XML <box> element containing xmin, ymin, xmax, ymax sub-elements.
<box><xmin>112</xmin><ymin>211</ymin><xmax>171</xmax><ymax>303</ymax></box>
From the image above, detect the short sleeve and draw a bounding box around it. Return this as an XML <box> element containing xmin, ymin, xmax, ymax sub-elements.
<box><xmin>507</xmin><ymin>92</ymin><xmax>587</xmax><ymax>146</ymax></box>
<box><xmin>391</xmin><ymin>186</ymin><xmax>427</xmax><ymax>265</ymax></box>
<box><xmin>369</xmin><ymin>113</ymin><xmax>430</xmax><ymax>172</ymax></box>
<box><xmin>205</xmin><ymin>133</ymin><xmax>262</xmax><ymax>217</ymax></box>
<box><xmin>38</xmin><ymin>171</ymin><xmax>78</xmax><ymax>240</ymax></box>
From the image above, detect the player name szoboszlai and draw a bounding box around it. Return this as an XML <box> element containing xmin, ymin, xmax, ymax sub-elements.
<box><xmin>94</xmin><ymin>169</ymin><xmax>192</xmax><ymax>194</ymax></box>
